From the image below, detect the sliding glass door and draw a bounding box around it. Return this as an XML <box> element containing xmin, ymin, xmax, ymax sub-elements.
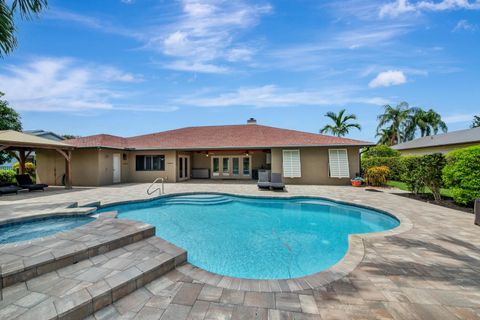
<box><xmin>211</xmin><ymin>156</ymin><xmax>250</xmax><ymax>178</ymax></box>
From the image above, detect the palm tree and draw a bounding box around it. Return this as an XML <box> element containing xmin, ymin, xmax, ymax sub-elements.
<box><xmin>471</xmin><ymin>115</ymin><xmax>480</xmax><ymax>128</ymax></box>
<box><xmin>405</xmin><ymin>108</ymin><xmax>448</xmax><ymax>138</ymax></box>
<box><xmin>1</xmin><ymin>0</ymin><xmax>47</xmax><ymax>57</ymax></box>
<box><xmin>320</xmin><ymin>109</ymin><xmax>361</xmax><ymax>137</ymax></box>
<box><xmin>375</xmin><ymin>126</ymin><xmax>395</xmax><ymax>145</ymax></box>
<box><xmin>376</xmin><ymin>102</ymin><xmax>412</xmax><ymax>145</ymax></box>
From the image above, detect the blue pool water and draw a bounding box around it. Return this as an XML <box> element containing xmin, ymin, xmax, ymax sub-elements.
<box><xmin>0</xmin><ymin>216</ymin><xmax>95</xmax><ymax>244</ymax></box>
<box><xmin>98</xmin><ymin>194</ymin><xmax>399</xmax><ymax>279</ymax></box>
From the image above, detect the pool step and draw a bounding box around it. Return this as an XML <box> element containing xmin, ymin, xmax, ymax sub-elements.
<box><xmin>0</xmin><ymin>213</ymin><xmax>155</xmax><ymax>289</ymax></box>
<box><xmin>160</xmin><ymin>195</ymin><xmax>232</xmax><ymax>206</ymax></box>
<box><xmin>0</xmin><ymin>237</ymin><xmax>186</xmax><ymax>320</ymax></box>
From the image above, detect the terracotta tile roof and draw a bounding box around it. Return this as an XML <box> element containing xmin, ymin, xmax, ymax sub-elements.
<box><xmin>65</xmin><ymin>125</ymin><xmax>372</xmax><ymax>150</ymax></box>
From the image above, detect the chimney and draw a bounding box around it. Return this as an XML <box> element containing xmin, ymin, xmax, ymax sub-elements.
<box><xmin>247</xmin><ymin>118</ymin><xmax>257</xmax><ymax>125</ymax></box>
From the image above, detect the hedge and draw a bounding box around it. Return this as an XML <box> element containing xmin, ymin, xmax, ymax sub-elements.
<box><xmin>361</xmin><ymin>156</ymin><xmax>403</xmax><ymax>181</ymax></box>
<box><xmin>443</xmin><ymin>145</ymin><xmax>480</xmax><ymax>205</ymax></box>
<box><xmin>363</xmin><ymin>145</ymin><xmax>400</xmax><ymax>159</ymax></box>
<box><xmin>399</xmin><ymin>156</ymin><xmax>424</xmax><ymax>194</ymax></box>
<box><xmin>0</xmin><ymin>170</ymin><xmax>16</xmax><ymax>184</ymax></box>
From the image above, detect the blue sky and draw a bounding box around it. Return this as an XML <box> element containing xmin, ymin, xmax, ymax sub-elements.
<box><xmin>1</xmin><ymin>0</ymin><xmax>479</xmax><ymax>141</ymax></box>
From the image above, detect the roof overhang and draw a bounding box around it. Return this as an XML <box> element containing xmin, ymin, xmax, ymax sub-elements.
<box><xmin>71</xmin><ymin>143</ymin><xmax>373</xmax><ymax>151</ymax></box>
<box><xmin>0</xmin><ymin>130</ymin><xmax>75</xmax><ymax>151</ymax></box>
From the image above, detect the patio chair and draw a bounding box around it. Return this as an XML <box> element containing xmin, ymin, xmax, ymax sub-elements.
<box><xmin>257</xmin><ymin>171</ymin><xmax>271</xmax><ymax>189</ymax></box>
<box><xmin>269</xmin><ymin>173</ymin><xmax>285</xmax><ymax>191</ymax></box>
<box><xmin>15</xmin><ymin>174</ymin><xmax>48</xmax><ymax>191</ymax></box>
<box><xmin>0</xmin><ymin>183</ymin><xmax>22</xmax><ymax>196</ymax></box>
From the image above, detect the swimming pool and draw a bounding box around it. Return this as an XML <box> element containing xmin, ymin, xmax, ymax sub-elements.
<box><xmin>98</xmin><ymin>194</ymin><xmax>399</xmax><ymax>279</ymax></box>
<box><xmin>0</xmin><ymin>216</ymin><xmax>95</xmax><ymax>244</ymax></box>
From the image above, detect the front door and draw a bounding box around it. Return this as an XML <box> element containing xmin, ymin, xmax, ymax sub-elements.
<box><xmin>113</xmin><ymin>153</ymin><xmax>121</xmax><ymax>183</ymax></box>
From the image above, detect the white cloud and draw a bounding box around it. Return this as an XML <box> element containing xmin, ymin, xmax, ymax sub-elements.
<box><xmin>150</xmin><ymin>0</ymin><xmax>272</xmax><ymax>73</ymax></box>
<box><xmin>226</xmin><ymin>48</ymin><xmax>255</xmax><ymax>62</ymax></box>
<box><xmin>174</xmin><ymin>84</ymin><xmax>388</xmax><ymax>108</ymax></box>
<box><xmin>369</xmin><ymin>70</ymin><xmax>407</xmax><ymax>88</ymax></box>
<box><xmin>453</xmin><ymin>19</ymin><xmax>478</xmax><ymax>32</ymax></box>
<box><xmin>0</xmin><ymin>57</ymin><xmax>145</xmax><ymax>112</ymax></box>
<box><xmin>380</xmin><ymin>0</ymin><xmax>480</xmax><ymax>17</ymax></box>
<box><xmin>162</xmin><ymin>61</ymin><xmax>229</xmax><ymax>74</ymax></box>
<box><xmin>46</xmin><ymin>8</ymin><xmax>142</xmax><ymax>40</ymax></box>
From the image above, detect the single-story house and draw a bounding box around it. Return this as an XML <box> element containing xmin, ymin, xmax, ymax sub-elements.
<box><xmin>36</xmin><ymin>119</ymin><xmax>372</xmax><ymax>186</ymax></box>
<box><xmin>392</xmin><ymin>127</ymin><xmax>480</xmax><ymax>156</ymax></box>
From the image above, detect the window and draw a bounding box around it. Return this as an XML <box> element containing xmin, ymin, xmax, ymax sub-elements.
<box><xmin>282</xmin><ymin>150</ymin><xmax>301</xmax><ymax>178</ymax></box>
<box><xmin>243</xmin><ymin>157</ymin><xmax>250</xmax><ymax>175</ymax></box>
<box><xmin>135</xmin><ymin>155</ymin><xmax>165</xmax><ymax>171</ymax></box>
<box><xmin>328</xmin><ymin>149</ymin><xmax>350</xmax><ymax>178</ymax></box>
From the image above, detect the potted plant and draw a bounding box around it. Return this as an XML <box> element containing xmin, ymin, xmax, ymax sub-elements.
<box><xmin>351</xmin><ymin>177</ymin><xmax>364</xmax><ymax>187</ymax></box>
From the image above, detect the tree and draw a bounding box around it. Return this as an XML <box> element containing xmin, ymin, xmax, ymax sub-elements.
<box><xmin>406</xmin><ymin>108</ymin><xmax>447</xmax><ymax>138</ymax></box>
<box><xmin>375</xmin><ymin>126</ymin><xmax>396</xmax><ymax>145</ymax></box>
<box><xmin>1</xmin><ymin>0</ymin><xmax>48</xmax><ymax>57</ymax></box>
<box><xmin>319</xmin><ymin>109</ymin><xmax>361</xmax><ymax>137</ymax></box>
<box><xmin>376</xmin><ymin>102</ymin><xmax>412</xmax><ymax>145</ymax></box>
<box><xmin>471</xmin><ymin>115</ymin><xmax>480</xmax><ymax>128</ymax></box>
<box><xmin>0</xmin><ymin>92</ymin><xmax>22</xmax><ymax>163</ymax></box>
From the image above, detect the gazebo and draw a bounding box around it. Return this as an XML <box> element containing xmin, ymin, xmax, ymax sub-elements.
<box><xmin>0</xmin><ymin>130</ymin><xmax>75</xmax><ymax>189</ymax></box>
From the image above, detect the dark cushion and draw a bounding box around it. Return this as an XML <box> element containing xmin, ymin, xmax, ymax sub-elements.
<box><xmin>0</xmin><ymin>185</ymin><xmax>22</xmax><ymax>194</ymax></box>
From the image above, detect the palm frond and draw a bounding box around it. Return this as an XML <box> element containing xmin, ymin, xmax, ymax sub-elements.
<box><xmin>0</xmin><ymin>1</ymin><xmax>16</xmax><ymax>57</ymax></box>
<box><xmin>12</xmin><ymin>0</ymin><xmax>48</xmax><ymax>19</ymax></box>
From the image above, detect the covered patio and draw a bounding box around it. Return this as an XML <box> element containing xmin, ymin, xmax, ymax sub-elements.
<box><xmin>0</xmin><ymin>130</ymin><xmax>75</xmax><ymax>189</ymax></box>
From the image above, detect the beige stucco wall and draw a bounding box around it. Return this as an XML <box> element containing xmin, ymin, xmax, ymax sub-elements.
<box><xmin>127</xmin><ymin>150</ymin><xmax>177</xmax><ymax>183</ymax></box>
<box><xmin>397</xmin><ymin>142</ymin><xmax>480</xmax><ymax>156</ymax></box>
<box><xmin>271</xmin><ymin>146</ymin><xmax>360</xmax><ymax>185</ymax></box>
<box><xmin>36</xmin><ymin>149</ymin><xmax>102</xmax><ymax>186</ymax></box>
<box><xmin>192</xmin><ymin>152</ymin><xmax>210</xmax><ymax>169</ymax></box>
<box><xmin>36</xmin><ymin>150</ymin><xmax>67</xmax><ymax>186</ymax></box>
<box><xmin>251</xmin><ymin>151</ymin><xmax>268</xmax><ymax>170</ymax></box>
<box><xmin>37</xmin><ymin>146</ymin><xmax>360</xmax><ymax>186</ymax></box>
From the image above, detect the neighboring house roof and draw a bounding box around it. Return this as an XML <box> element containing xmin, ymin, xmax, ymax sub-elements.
<box><xmin>392</xmin><ymin>127</ymin><xmax>480</xmax><ymax>150</ymax></box>
<box><xmin>0</xmin><ymin>130</ymin><xmax>73</xmax><ymax>149</ymax></box>
<box><xmin>24</xmin><ymin>130</ymin><xmax>65</xmax><ymax>141</ymax></box>
<box><xmin>65</xmin><ymin>124</ymin><xmax>372</xmax><ymax>150</ymax></box>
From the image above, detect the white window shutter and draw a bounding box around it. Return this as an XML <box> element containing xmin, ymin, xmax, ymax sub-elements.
<box><xmin>328</xmin><ymin>149</ymin><xmax>350</xmax><ymax>178</ymax></box>
<box><xmin>282</xmin><ymin>150</ymin><xmax>301</xmax><ymax>178</ymax></box>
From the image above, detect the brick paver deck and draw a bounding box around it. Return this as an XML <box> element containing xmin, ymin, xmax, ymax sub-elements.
<box><xmin>1</xmin><ymin>182</ymin><xmax>479</xmax><ymax>319</ymax></box>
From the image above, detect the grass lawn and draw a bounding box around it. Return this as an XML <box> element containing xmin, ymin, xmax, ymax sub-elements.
<box><xmin>386</xmin><ymin>180</ymin><xmax>453</xmax><ymax>198</ymax></box>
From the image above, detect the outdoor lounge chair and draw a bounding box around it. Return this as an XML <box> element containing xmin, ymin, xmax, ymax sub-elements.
<box><xmin>257</xmin><ymin>171</ymin><xmax>271</xmax><ymax>189</ymax></box>
<box><xmin>269</xmin><ymin>173</ymin><xmax>285</xmax><ymax>190</ymax></box>
<box><xmin>15</xmin><ymin>174</ymin><xmax>48</xmax><ymax>191</ymax></box>
<box><xmin>0</xmin><ymin>183</ymin><xmax>22</xmax><ymax>196</ymax></box>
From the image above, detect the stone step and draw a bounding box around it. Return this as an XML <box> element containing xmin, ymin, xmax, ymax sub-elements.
<box><xmin>0</xmin><ymin>236</ymin><xmax>187</xmax><ymax>320</ymax></box>
<box><xmin>0</xmin><ymin>213</ymin><xmax>155</xmax><ymax>289</ymax></box>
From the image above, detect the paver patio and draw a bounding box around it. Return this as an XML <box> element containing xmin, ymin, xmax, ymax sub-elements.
<box><xmin>1</xmin><ymin>181</ymin><xmax>479</xmax><ymax>319</ymax></box>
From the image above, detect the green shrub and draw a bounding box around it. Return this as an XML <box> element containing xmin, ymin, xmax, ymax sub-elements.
<box><xmin>362</xmin><ymin>156</ymin><xmax>403</xmax><ymax>180</ymax></box>
<box><xmin>417</xmin><ymin>153</ymin><xmax>446</xmax><ymax>202</ymax></box>
<box><xmin>0</xmin><ymin>169</ymin><xmax>16</xmax><ymax>184</ymax></box>
<box><xmin>13</xmin><ymin>162</ymin><xmax>36</xmax><ymax>178</ymax></box>
<box><xmin>363</xmin><ymin>145</ymin><xmax>400</xmax><ymax>159</ymax></box>
<box><xmin>443</xmin><ymin>145</ymin><xmax>480</xmax><ymax>205</ymax></box>
<box><xmin>365</xmin><ymin>166</ymin><xmax>390</xmax><ymax>186</ymax></box>
<box><xmin>399</xmin><ymin>156</ymin><xmax>424</xmax><ymax>194</ymax></box>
